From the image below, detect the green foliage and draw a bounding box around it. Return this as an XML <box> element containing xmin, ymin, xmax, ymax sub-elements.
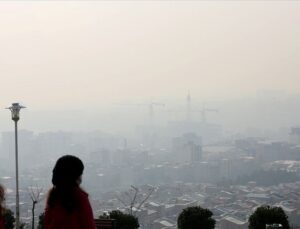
<box><xmin>177</xmin><ymin>206</ymin><xmax>216</xmax><ymax>229</ymax></box>
<box><xmin>37</xmin><ymin>212</ymin><xmax>45</xmax><ymax>229</ymax></box>
<box><xmin>248</xmin><ymin>205</ymin><xmax>290</xmax><ymax>229</ymax></box>
<box><xmin>99</xmin><ymin>213</ymin><xmax>110</xmax><ymax>219</ymax></box>
<box><xmin>3</xmin><ymin>209</ymin><xmax>15</xmax><ymax>229</ymax></box>
<box><xmin>20</xmin><ymin>222</ymin><xmax>27</xmax><ymax>229</ymax></box>
<box><xmin>107</xmin><ymin>210</ymin><xmax>139</xmax><ymax>229</ymax></box>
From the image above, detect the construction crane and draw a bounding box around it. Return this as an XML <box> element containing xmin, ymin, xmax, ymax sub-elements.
<box><xmin>185</xmin><ymin>93</ymin><xmax>218</xmax><ymax>123</ymax></box>
<box><xmin>197</xmin><ymin>105</ymin><xmax>218</xmax><ymax>123</ymax></box>
<box><xmin>166</xmin><ymin>93</ymin><xmax>218</xmax><ymax>123</ymax></box>
<box><xmin>138</xmin><ymin>102</ymin><xmax>165</xmax><ymax>124</ymax></box>
<box><xmin>114</xmin><ymin>102</ymin><xmax>165</xmax><ymax>124</ymax></box>
<box><xmin>186</xmin><ymin>92</ymin><xmax>192</xmax><ymax>121</ymax></box>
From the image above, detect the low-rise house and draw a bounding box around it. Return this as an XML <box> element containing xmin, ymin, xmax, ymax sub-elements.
<box><xmin>220</xmin><ymin>215</ymin><xmax>248</xmax><ymax>229</ymax></box>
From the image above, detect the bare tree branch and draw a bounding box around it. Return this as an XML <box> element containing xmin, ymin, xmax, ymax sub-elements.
<box><xmin>116</xmin><ymin>185</ymin><xmax>156</xmax><ymax>216</ymax></box>
<box><xmin>136</xmin><ymin>187</ymin><xmax>155</xmax><ymax>211</ymax></box>
<box><xmin>115</xmin><ymin>195</ymin><xmax>129</xmax><ymax>209</ymax></box>
<box><xmin>130</xmin><ymin>186</ymin><xmax>139</xmax><ymax>215</ymax></box>
<box><xmin>28</xmin><ymin>185</ymin><xmax>43</xmax><ymax>229</ymax></box>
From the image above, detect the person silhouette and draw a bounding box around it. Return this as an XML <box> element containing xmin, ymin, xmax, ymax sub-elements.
<box><xmin>45</xmin><ymin>155</ymin><xmax>95</xmax><ymax>229</ymax></box>
<box><xmin>0</xmin><ymin>184</ymin><xmax>5</xmax><ymax>229</ymax></box>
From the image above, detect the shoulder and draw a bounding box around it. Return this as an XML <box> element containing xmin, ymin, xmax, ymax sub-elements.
<box><xmin>75</xmin><ymin>187</ymin><xmax>89</xmax><ymax>202</ymax></box>
<box><xmin>76</xmin><ymin>187</ymin><xmax>88</xmax><ymax>196</ymax></box>
<box><xmin>75</xmin><ymin>187</ymin><xmax>93</xmax><ymax>212</ymax></box>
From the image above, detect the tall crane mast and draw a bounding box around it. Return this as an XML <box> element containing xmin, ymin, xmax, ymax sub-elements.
<box><xmin>185</xmin><ymin>93</ymin><xmax>218</xmax><ymax>123</ymax></box>
<box><xmin>186</xmin><ymin>92</ymin><xmax>192</xmax><ymax>121</ymax></box>
<box><xmin>139</xmin><ymin>102</ymin><xmax>165</xmax><ymax>124</ymax></box>
<box><xmin>114</xmin><ymin>102</ymin><xmax>165</xmax><ymax>124</ymax></box>
<box><xmin>198</xmin><ymin>105</ymin><xmax>218</xmax><ymax>123</ymax></box>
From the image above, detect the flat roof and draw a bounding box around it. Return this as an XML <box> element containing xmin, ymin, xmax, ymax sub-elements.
<box><xmin>224</xmin><ymin>216</ymin><xmax>246</xmax><ymax>225</ymax></box>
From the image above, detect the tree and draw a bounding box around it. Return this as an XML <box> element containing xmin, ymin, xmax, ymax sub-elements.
<box><xmin>248</xmin><ymin>205</ymin><xmax>290</xmax><ymax>229</ymax></box>
<box><xmin>177</xmin><ymin>206</ymin><xmax>216</xmax><ymax>229</ymax></box>
<box><xmin>3</xmin><ymin>209</ymin><xmax>15</xmax><ymax>229</ymax></box>
<box><xmin>107</xmin><ymin>210</ymin><xmax>139</xmax><ymax>229</ymax></box>
<box><xmin>37</xmin><ymin>212</ymin><xmax>45</xmax><ymax>229</ymax></box>
<box><xmin>28</xmin><ymin>185</ymin><xmax>43</xmax><ymax>229</ymax></box>
<box><xmin>20</xmin><ymin>222</ymin><xmax>27</xmax><ymax>229</ymax></box>
<box><xmin>116</xmin><ymin>185</ymin><xmax>155</xmax><ymax>216</ymax></box>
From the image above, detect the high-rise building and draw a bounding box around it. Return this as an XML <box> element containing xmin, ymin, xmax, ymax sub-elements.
<box><xmin>172</xmin><ymin>133</ymin><xmax>202</xmax><ymax>162</ymax></box>
<box><xmin>289</xmin><ymin>127</ymin><xmax>300</xmax><ymax>145</ymax></box>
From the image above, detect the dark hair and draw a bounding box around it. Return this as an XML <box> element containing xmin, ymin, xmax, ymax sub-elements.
<box><xmin>47</xmin><ymin>155</ymin><xmax>84</xmax><ymax>212</ymax></box>
<box><xmin>0</xmin><ymin>184</ymin><xmax>4</xmax><ymax>216</ymax></box>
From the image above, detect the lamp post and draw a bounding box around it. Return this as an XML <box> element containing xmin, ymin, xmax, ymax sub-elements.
<box><xmin>6</xmin><ymin>103</ymin><xmax>25</xmax><ymax>229</ymax></box>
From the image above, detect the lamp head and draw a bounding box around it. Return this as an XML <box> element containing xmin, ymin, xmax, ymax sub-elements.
<box><xmin>6</xmin><ymin>103</ymin><xmax>26</xmax><ymax>121</ymax></box>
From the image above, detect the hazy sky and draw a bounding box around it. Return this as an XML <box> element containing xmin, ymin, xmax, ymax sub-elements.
<box><xmin>0</xmin><ymin>1</ymin><xmax>299</xmax><ymax>111</ymax></box>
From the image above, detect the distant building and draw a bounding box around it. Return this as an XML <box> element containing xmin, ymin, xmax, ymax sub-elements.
<box><xmin>187</xmin><ymin>141</ymin><xmax>202</xmax><ymax>162</ymax></box>
<box><xmin>289</xmin><ymin>127</ymin><xmax>300</xmax><ymax>145</ymax></box>
<box><xmin>256</xmin><ymin>140</ymin><xmax>288</xmax><ymax>162</ymax></box>
<box><xmin>1</xmin><ymin>132</ymin><xmax>14</xmax><ymax>170</ymax></box>
<box><xmin>153</xmin><ymin>218</ymin><xmax>176</xmax><ymax>229</ymax></box>
<box><xmin>220</xmin><ymin>216</ymin><xmax>248</xmax><ymax>229</ymax></box>
<box><xmin>167</xmin><ymin>121</ymin><xmax>222</xmax><ymax>144</ymax></box>
<box><xmin>1</xmin><ymin>130</ymin><xmax>35</xmax><ymax>170</ymax></box>
<box><xmin>266</xmin><ymin>224</ymin><xmax>283</xmax><ymax>229</ymax></box>
<box><xmin>172</xmin><ymin>133</ymin><xmax>202</xmax><ymax>163</ymax></box>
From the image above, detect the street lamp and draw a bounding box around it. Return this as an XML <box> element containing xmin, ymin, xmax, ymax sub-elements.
<box><xmin>6</xmin><ymin>103</ymin><xmax>25</xmax><ymax>229</ymax></box>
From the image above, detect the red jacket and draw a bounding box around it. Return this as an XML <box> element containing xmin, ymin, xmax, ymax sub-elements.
<box><xmin>0</xmin><ymin>208</ymin><xmax>4</xmax><ymax>229</ymax></box>
<box><xmin>45</xmin><ymin>187</ymin><xmax>96</xmax><ymax>229</ymax></box>
<box><xmin>0</xmin><ymin>216</ymin><xmax>3</xmax><ymax>229</ymax></box>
